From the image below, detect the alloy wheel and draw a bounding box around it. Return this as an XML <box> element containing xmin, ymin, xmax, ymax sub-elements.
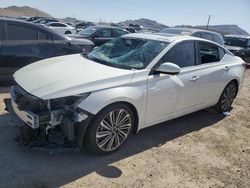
<box><xmin>220</xmin><ymin>83</ymin><xmax>237</xmax><ymax>112</ymax></box>
<box><xmin>96</xmin><ymin>109</ymin><xmax>132</xmax><ymax>152</ymax></box>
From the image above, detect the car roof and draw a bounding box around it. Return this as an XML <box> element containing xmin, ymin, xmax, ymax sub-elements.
<box><xmin>224</xmin><ymin>34</ymin><xmax>250</xmax><ymax>39</ymax></box>
<box><xmin>123</xmin><ymin>33</ymin><xmax>200</xmax><ymax>43</ymax></box>
<box><xmin>90</xmin><ymin>25</ymin><xmax>126</xmax><ymax>30</ymax></box>
<box><xmin>0</xmin><ymin>17</ymin><xmax>67</xmax><ymax>40</ymax></box>
<box><xmin>161</xmin><ymin>27</ymin><xmax>221</xmax><ymax>35</ymax></box>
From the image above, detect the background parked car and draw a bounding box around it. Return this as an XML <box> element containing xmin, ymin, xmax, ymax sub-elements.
<box><xmin>45</xmin><ymin>22</ymin><xmax>76</xmax><ymax>35</ymax></box>
<box><xmin>0</xmin><ymin>18</ymin><xmax>94</xmax><ymax>83</ymax></box>
<box><xmin>159</xmin><ymin>27</ymin><xmax>224</xmax><ymax>46</ymax></box>
<box><xmin>75</xmin><ymin>21</ymin><xmax>95</xmax><ymax>30</ymax></box>
<box><xmin>26</xmin><ymin>16</ymin><xmax>44</xmax><ymax>22</ymax></box>
<box><xmin>33</xmin><ymin>18</ymin><xmax>59</xmax><ymax>25</ymax></box>
<box><xmin>129</xmin><ymin>23</ymin><xmax>144</xmax><ymax>31</ymax></box>
<box><xmin>67</xmin><ymin>26</ymin><xmax>129</xmax><ymax>46</ymax></box>
<box><xmin>124</xmin><ymin>27</ymin><xmax>137</xmax><ymax>33</ymax></box>
<box><xmin>224</xmin><ymin>35</ymin><xmax>250</xmax><ymax>65</ymax></box>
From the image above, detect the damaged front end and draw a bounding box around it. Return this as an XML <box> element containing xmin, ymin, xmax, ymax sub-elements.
<box><xmin>4</xmin><ymin>84</ymin><xmax>92</xmax><ymax>149</ymax></box>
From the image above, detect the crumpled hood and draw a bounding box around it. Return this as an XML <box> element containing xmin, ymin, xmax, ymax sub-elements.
<box><xmin>225</xmin><ymin>45</ymin><xmax>245</xmax><ymax>51</ymax></box>
<box><xmin>14</xmin><ymin>54</ymin><xmax>135</xmax><ymax>100</ymax></box>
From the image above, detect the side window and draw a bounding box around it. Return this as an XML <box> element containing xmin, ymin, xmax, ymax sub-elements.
<box><xmin>112</xmin><ymin>29</ymin><xmax>127</xmax><ymax>37</ymax></box>
<box><xmin>96</xmin><ymin>29</ymin><xmax>112</xmax><ymax>37</ymax></box>
<box><xmin>247</xmin><ymin>39</ymin><xmax>250</xmax><ymax>47</ymax></box>
<box><xmin>38</xmin><ymin>30</ymin><xmax>51</xmax><ymax>40</ymax></box>
<box><xmin>50</xmin><ymin>23</ymin><xmax>66</xmax><ymax>27</ymax></box>
<box><xmin>193</xmin><ymin>32</ymin><xmax>201</xmax><ymax>38</ymax></box>
<box><xmin>199</xmin><ymin>42</ymin><xmax>220</xmax><ymax>64</ymax></box>
<box><xmin>159</xmin><ymin>42</ymin><xmax>196</xmax><ymax>68</ymax></box>
<box><xmin>0</xmin><ymin>22</ymin><xmax>3</xmax><ymax>40</ymax></box>
<box><xmin>201</xmin><ymin>33</ymin><xmax>214</xmax><ymax>41</ymax></box>
<box><xmin>7</xmin><ymin>24</ymin><xmax>38</xmax><ymax>40</ymax></box>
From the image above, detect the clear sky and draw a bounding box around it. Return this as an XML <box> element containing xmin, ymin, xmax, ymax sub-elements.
<box><xmin>1</xmin><ymin>0</ymin><xmax>250</xmax><ymax>33</ymax></box>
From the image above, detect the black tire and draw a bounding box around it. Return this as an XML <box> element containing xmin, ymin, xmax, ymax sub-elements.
<box><xmin>65</xmin><ymin>31</ymin><xmax>71</xmax><ymax>34</ymax></box>
<box><xmin>215</xmin><ymin>81</ymin><xmax>238</xmax><ymax>113</ymax></box>
<box><xmin>84</xmin><ymin>103</ymin><xmax>135</xmax><ymax>155</ymax></box>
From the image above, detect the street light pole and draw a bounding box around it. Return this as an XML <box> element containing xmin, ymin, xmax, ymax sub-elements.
<box><xmin>206</xmin><ymin>15</ymin><xmax>211</xmax><ymax>30</ymax></box>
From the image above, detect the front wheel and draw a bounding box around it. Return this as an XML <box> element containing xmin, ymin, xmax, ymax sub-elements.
<box><xmin>215</xmin><ymin>81</ymin><xmax>238</xmax><ymax>113</ymax></box>
<box><xmin>85</xmin><ymin>103</ymin><xmax>134</xmax><ymax>155</ymax></box>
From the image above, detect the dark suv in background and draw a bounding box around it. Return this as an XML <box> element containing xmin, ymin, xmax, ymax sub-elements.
<box><xmin>0</xmin><ymin>18</ymin><xmax>94</xmax><ymax>83</ymax></box>
<box><xmin>224</xmin><ymin>35</ymin><xmax>250</xmax><ymax>65</ymax></box>
<box><xmin>67</xmin><ymin>26</ymin><xmax>129</xmax><ymax>46</ymax></box>
<box><xmin>159</xmin><ymin>27</ymin><xmax>224</xmax><ymax>46</ymax></box>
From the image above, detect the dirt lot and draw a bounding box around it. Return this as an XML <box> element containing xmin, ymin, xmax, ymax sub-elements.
<box><xmin>0</xmin><ymin>70</ymin><xmax>249</xmax><ymax>188</ymax></box>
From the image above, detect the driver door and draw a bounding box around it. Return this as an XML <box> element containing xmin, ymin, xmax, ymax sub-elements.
<box><xmin>145</xmin><ymin>42</ymin><xmax>202</xmax><ymax>127</ymax></box>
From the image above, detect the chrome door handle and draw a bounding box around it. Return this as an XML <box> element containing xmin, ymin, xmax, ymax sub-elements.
<box><xmin>224</xmin><ymin>66</ymin><xmax>230</xmax><ymax>71</ymax></box>
<box><xmin>190</xmin><ymin>76</ymin><xmax>199</xmax><ymax>82</ymax></box>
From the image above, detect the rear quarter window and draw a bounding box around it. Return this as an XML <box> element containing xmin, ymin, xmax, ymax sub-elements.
<box><xmin>219</xmin><ymin>47</ymin><xmax>226</xmax><ymax>60</ymax></box>
<box><xmin>7</xmin><ymin>23</ymin><xmax>38</xmax><ymax>40</ymax></box>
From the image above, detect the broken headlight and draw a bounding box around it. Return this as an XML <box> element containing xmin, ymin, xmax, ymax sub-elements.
<box><xmin>50</xmin><ymin>93</ymin><xmax>90</xmax><ymax>110</ymax></box>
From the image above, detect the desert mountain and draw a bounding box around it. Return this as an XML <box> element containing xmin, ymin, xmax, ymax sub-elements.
<box><xmin>0</xmin><ymin>6</ymin><xmax>52</xmax><ymax>18</ymax></box>
<box><xmin>0</xmin><ymin>6</ymin><xmax>248</xmax><ymax>35</ymax></box>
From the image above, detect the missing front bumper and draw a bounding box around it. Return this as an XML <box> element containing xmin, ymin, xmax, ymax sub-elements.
<box><xmin>4</xmin><ymin>98</ymin><xmax>49</xmax><ymax>129</ymax></box>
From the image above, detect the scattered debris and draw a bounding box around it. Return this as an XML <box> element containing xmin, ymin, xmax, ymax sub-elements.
<box><xmin>14</xmin><ymin>125</ymin><xmax>76</xmax><ymax>149</ymax></box>
<box><xmin>222</xmin><ymin>111</ymin><xmax>231</xmax><ymax>116</ymax></box>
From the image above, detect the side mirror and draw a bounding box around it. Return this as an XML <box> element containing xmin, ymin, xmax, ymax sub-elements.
<box><xmin>155</xmin><ymin>62</ymin><xmax>180</xmax><ymax>75</ymax></box>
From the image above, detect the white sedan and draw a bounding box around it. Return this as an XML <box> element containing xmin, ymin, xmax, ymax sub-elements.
<box><xmin>45</xmin><ymin>22</ymin><xmax>76</xmax><ymax>35</ymax></box>
<box><xmin>7</xmin><ymin>33</ymin><xmax>247</xmax><ymax>155</ymax></box>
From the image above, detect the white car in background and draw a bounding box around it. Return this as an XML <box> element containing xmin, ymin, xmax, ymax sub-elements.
<box><xmin>45</xmin><ymin>22</ymin><xmax>76</xmax><ymax>35</ymax></box>
<box><xmin>6</xmin><ymin>33</ymin><xmax>247</xmax><ymax>155</ymax></box>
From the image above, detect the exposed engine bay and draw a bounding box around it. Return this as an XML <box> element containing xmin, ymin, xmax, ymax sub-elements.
<box><xmin>4</xmin><ymin>84</ymin><xmax>92</xmax><ymax>149</ymax></box>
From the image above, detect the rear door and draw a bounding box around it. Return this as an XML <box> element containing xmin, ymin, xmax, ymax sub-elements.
<box><xmin>195</xmin><ymin>41</ymin><xmax>230</xmax><ymax>107</ymax></box>
<box><xmin>2</xmin><ymin>22</ymin><xmax>40</xmax><ymax>82</ymax></box>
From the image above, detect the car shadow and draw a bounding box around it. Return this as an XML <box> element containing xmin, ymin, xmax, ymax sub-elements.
<box><xmin>0</xmin><ymin>109</ymin><xmax>225</xmax><ymax>188</ymax></box>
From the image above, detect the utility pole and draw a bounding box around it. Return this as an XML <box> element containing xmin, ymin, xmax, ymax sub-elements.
<box><xmin>206</xmin><ymin>15</ymin><xmax>211</xmax><ymax>30</ymax></box>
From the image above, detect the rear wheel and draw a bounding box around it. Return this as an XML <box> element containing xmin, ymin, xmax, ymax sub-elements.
<box><xmin>85</xmin><ymin>103</ymin><xmax>134</xmax><ymax>155</ymax></box>
<box><xmin>215</xmin><ymin>81</ymin><xmax>238</xmax><ymax>113</ymax></box>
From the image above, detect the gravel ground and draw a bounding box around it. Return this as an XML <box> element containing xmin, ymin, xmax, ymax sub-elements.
<box><xmin>0</xmin><ymin>70</ymin><xmax>249</xmax><ymax>188</ymax></box>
